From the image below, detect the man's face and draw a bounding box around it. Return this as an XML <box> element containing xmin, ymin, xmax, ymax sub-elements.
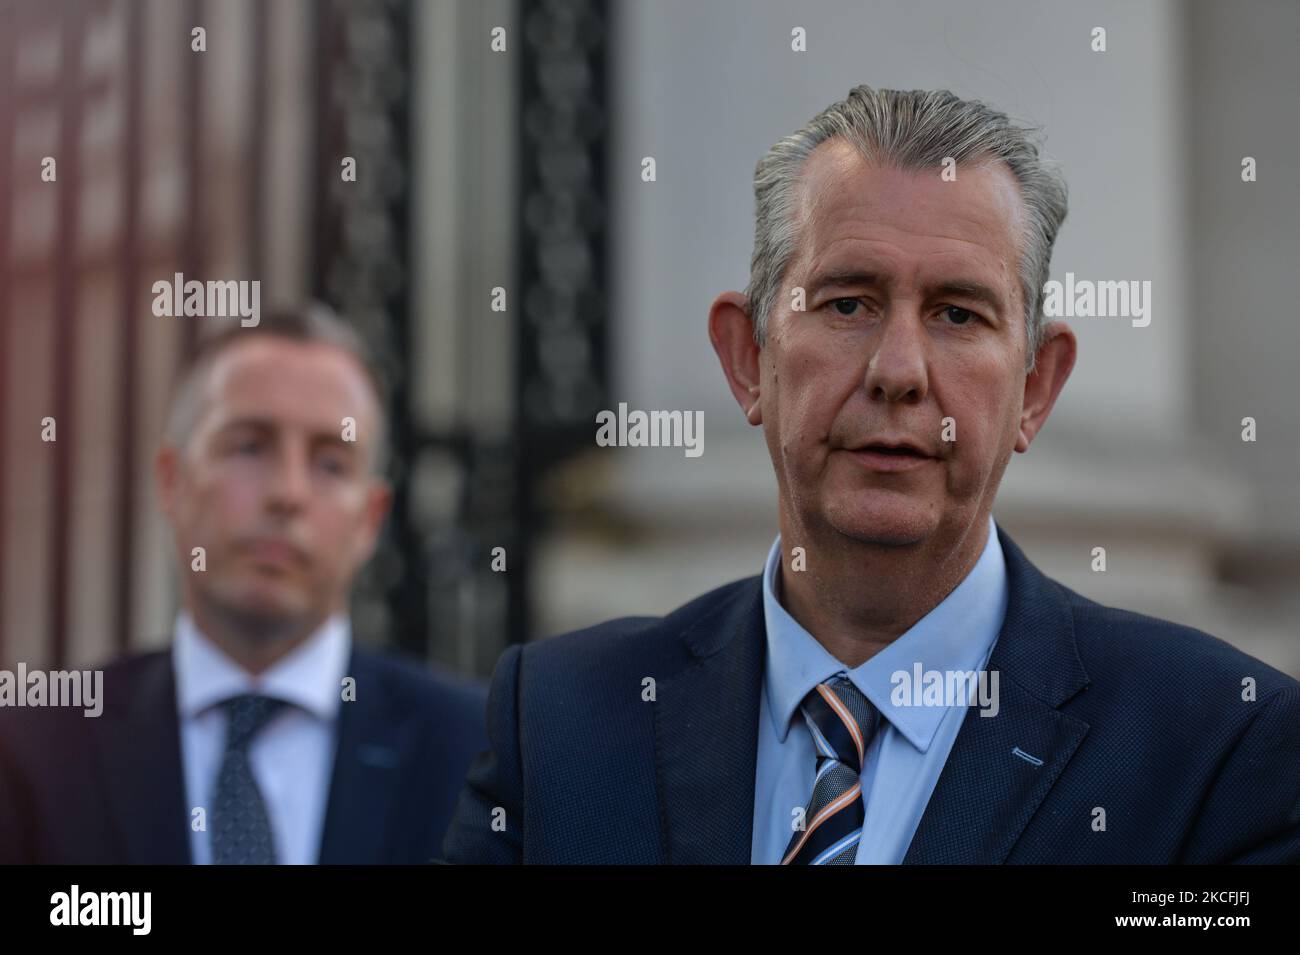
<box><xmin>759</xmin><ymin>141</ymin><xmax>1029</xmax><ymax>549</ymax></box>
<box><xmin>157</xmin><ymin>338</ymin><xmax>389</xmax><ymax>630</ymax></box>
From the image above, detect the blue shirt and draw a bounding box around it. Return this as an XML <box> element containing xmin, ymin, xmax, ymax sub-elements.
<box><xmin>750</xmin><ymin>514</ymin><xmax>1009</xmax><ymax>864</ymax></box>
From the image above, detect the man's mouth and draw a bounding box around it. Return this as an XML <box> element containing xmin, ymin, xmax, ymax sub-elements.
<box><xmin>847</xmin><ymin>441</ymin><xmax>936</xmax><ymax>472</ymax></box>
<box><xmin>856</xmin><ymin>436</ymin><xmax>934</xmax><ymax>457</ymax></box>
<box><xmin>242</xmin><ymin>539</ymin><xmax>306</xmax><ymax>567</ymax></box>
<box><xmin>863</xmin><ymin>444</ymin><xmax>927</xmax><ymax>457</ymax></box>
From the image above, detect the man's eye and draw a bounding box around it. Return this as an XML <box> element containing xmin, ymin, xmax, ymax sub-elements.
<box><xmin>316</xmin><ymin>455</ymin><xmax>347</xmax><ymax>475</ymax></box>
<box><xmin>943</xmin><ymin>305</ymin><xmax>976</xmax><ymax>325</ymax></box>
<box><xmin>830</xmin><ymin>298</ymin><xmax>860</xmax><ymax>315</ymax></box>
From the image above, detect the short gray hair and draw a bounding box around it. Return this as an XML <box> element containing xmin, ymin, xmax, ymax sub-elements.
<box><xmin>164</xmin><ymin>302</ymin><xmax>391</xmax><ymax>473</ymax></box>
<box><xmin>745</xmin><ymin>85</ymin><xmax>1068</xmax><ymax>374</ymax></box>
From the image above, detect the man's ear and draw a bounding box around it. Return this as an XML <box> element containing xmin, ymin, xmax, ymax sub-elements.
<box><xmin>353</xmin><ymin>478</ymin><xmax>393</xmax><ymax>567</ymax></box>
<box><xmin>709</xmin><ymin>291</ymin><xmax>764</xmax><ymax>426</ymax></box>
<box><xmin>1016</xmin><ymin>320</ymin><xmax>1077</xmax><ymax>453</ymax></box>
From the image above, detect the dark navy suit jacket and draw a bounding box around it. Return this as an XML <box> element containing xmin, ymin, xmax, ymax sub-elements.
<box><xmin>443</xmin><ymin>524</ymin><xmax>1300</xmax><ymax>864</ymax></box>
<box><xmin>0</xmin><ymin>646</ymin><xmax>487</xmax><ymax>864</ymax></box>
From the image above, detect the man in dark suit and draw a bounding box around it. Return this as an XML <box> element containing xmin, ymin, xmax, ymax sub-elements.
<box><xmin>443</xmin><ymin>85</ymin><xmax>1300</xmax><ymax>864</ymax></box>
<box><xmin>0</xmin><ymin>305</ymin><xmax>486</xmax><ymax>864</ymax></box>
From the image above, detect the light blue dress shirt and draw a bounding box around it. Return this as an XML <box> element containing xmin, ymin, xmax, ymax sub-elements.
<box><xmin>751</xmin><ymin>513</ymin><xmax>1008</xmax><ymax>864</ymax></box>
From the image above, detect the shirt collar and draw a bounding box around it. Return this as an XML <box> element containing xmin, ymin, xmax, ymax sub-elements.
<box><xmin>761</xmin><ymin>513</ymin><xmax>1008</xmax><ymax>752</ymax></box>
<box><xmin>172</xmin><ymin>611</ymin><xmax>352</xmax><ymax>723</ymax></box>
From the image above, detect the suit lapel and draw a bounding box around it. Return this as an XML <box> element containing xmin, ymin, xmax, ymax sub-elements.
<box><xmin>654</xmin><ymin>581</ymin><xmax>766</xmax><ymax>864</ymax></box>
<box><xmin>317</xmin><ymin>650</ymin><xmax>411</xmax><ymax>864</ymax></box>
<box><xmin>92</xmin><ymin>653</ymin><xmax>192</xmax><ymax>864</ymax></box>
<box><xmin>904</xmin><ymin>523</ymin><xmax>1091</xmax><ymax>863</ymax></box>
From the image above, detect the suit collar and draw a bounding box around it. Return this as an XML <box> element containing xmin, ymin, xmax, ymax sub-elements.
<box><xmin>654</xmin><ymin>580</ymin><xmax>766</xmax><ymax>864</ymax></box>
<box><xmin>317</xmin><ymin>648</ymin><xmax>418</xmax><ymax>864</ymax></box>
<box><xmin>652</xmin><ymin>521</ymin><xmax>1091</xmax><ymax>865</ymax></box>
<box><xmin>903</xmin><ymin>522</ymin><xmax>1091</xmax><ymax>863</ymax></box>
<box><xmin>761</xmin><ymin>513</ymin><xmax>1008</xmax><ymax>752</ymax></box>
<box><xmin>94</xmin><ymin>645</ymin><xmax>423</xmax><ymax>865</ymax></box>
<box><xmin>978</xmin><ymin>523</ymin><xmax>1089</xmax><ymax>708</ymax></box>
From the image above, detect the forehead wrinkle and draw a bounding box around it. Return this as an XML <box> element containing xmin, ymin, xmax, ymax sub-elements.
<box><xmin>804</xmin><ymin>234</ymin><xmax>1011</xmax><ymax>297</ymax></box>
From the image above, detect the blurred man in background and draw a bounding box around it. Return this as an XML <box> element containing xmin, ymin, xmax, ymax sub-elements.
<box><xmin>0</xmin><ymin>304</ymin><xmax>486</xmax><ymax>864</ymax></box>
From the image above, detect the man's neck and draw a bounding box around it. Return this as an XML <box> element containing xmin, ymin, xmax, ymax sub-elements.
<box><xmin>777</xmin><ymin>514</ymin><xmax>990</xmax><ymax>669</ymax></box>
<box><xmin>185</xmin><ymin>603</ymin><xmax>330</xmax><ymax>676</ymax></box>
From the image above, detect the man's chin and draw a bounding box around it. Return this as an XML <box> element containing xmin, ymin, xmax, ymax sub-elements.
<box><xmin>211</xmin><ymin>581</ymin><xmax>315</xmax><ymax>636</ymax></box>
<box><xmin>824</xmin><ymin>497</ymin><xmax>938</xmax><ymax>548</ymax></box>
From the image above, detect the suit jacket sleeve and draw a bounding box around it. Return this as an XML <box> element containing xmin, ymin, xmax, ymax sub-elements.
<box><xmin>1180</xmin><ymin>685</ymin><xmax>1300</xmax><ymax>864</ymax></box>
<box><xmin>441</xmin><ymin>644</ymin><xmax>526</xmax><ymax>863</ymax></box>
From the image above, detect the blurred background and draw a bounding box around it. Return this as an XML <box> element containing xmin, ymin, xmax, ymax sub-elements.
<box><xmin>0</xmin><ymin>0</ymin><xmax>1296</xmax><ymax>680</ymax></box>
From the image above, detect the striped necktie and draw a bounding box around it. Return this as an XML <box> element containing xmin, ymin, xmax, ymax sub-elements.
<box><xmin>781</xmin><ymin>674</ymin><xmax>882</xmax><ymax>865</ymax></box>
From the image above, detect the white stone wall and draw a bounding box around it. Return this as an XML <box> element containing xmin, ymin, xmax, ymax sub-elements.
<box><xmin>533</xmin><ymin>0</ymin><xmax>1299</xmax><ymax>678</ymax></box>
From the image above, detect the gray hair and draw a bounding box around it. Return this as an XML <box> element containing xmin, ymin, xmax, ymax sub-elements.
<box><xmin>164</xmin><ymin>302</ymin><xmax>391</xmax><ymax>474</ymax></box>
<box><xmin>745</xmin><ymin>85</ymin><xmax>1068</xmax><ymax>374</ymax></box>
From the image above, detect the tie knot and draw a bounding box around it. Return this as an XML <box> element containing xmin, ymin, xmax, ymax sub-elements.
<box><xmin>220</xmin><ymin>694</ymin><xmax>287</xmax><ymax>751</ymax></box>
<box><xmin>800</xmin><ymin>675</ymin><xmax>881</xmax><ymax>774</ymax></box>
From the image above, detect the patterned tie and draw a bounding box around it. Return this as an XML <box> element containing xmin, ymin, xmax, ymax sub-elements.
<box><xmin>781</xmin><ymin>674</ymin><xmax>882</xmax><ymax>865</ymax></box>
<box><xmin>211</xmin><ymin>694</ymin><xmax>287</xmax><ymax>865</ymax></box>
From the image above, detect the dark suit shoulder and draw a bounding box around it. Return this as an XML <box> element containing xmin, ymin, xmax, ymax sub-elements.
<box><xmin>1047</xmin><ymin>577</ymin><xmax>1300</xmax><ymax>818</ymax></box>
<box><xmin>0</xmin><ymin>649</ymin><xmax>169</xmax><ymax>743</ymax></box>
<box><xmin>97</xmin><ymin>647</ymin><xmax>170</xmax><ymax>675</ymax></box>
<box><xmin>349</xmin><ymin>646</ymin><xmax>486</xmax><ymax>723</ymax></box>
<box><xmin>519</xmin><ymin>576</ymin><xmax>760</xmax><ymax>685</ymax></box>
<box><xmin>1058</xmin><ymin>582</ymin><xmax>1299</xmax><ymax>700</ymax></box>
<box><xmin>99</xmin><ymin>648</ymin><xmax>173</xmax><ymax>705</ymax></box>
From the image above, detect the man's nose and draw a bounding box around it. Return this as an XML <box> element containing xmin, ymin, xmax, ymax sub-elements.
<box><xmin>266</xmin><ymin>448</ymin><xmax>311</xmax><ymax>510</ymax></box>
<box><xmin>863</xmin><ymin>309</ymin><xmax>929</xmax><ymax>403</ymax></box>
